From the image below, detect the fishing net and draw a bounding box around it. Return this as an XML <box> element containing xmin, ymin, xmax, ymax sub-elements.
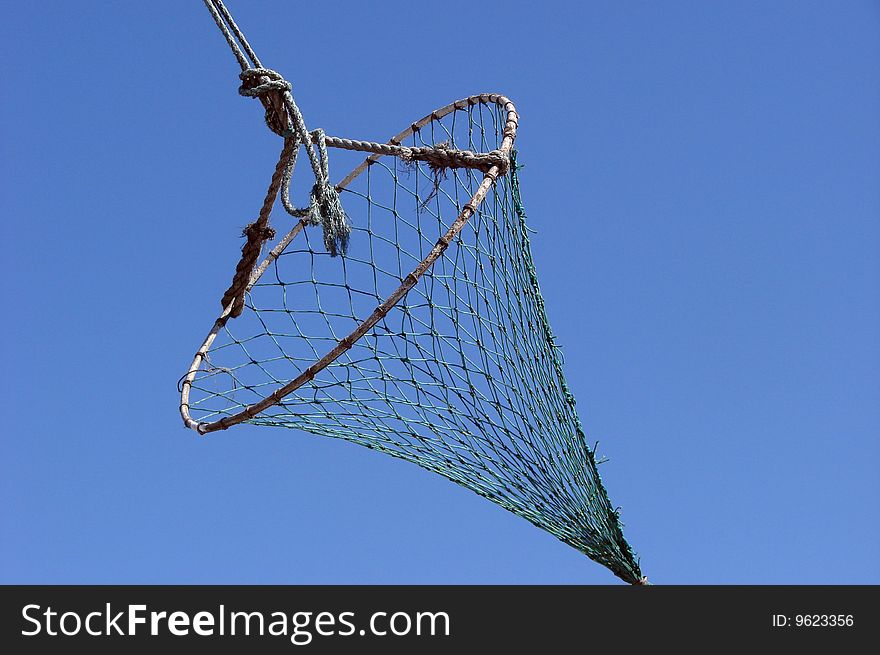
<box><xmin>181</xmin><ymin>0</ymin><xmax>644</xmax><ymax>584</ymax></box>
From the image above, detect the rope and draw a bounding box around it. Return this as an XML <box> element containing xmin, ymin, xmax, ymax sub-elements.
<box><xmin>237</xmin><ymin>67</ymin><xmax>291</xmax><ymax>137</ymax></box>
<box><xmin>202</xmin><ymin>0</ymin><xmax>261</xmax><ymax>71</ymax></box>
<box><xmin>237</xmin><ymin>67</ymin><xmax>351</xmax><ymax>257</ymax></box>
<box><xmin>317</xmin><ymin>136</ymin><xmax>510</xmax><ymax>176</ymax></box>
<box><xmin>219</xmin><ymin>137</ymin><xmax>297</xmax><ymax>317</ymax></box>
<box><xmin>203</xmin><ymin>0</ymin><xmax>511</xmax><ymax>276</ymax></box>
<box><xmin>202</xmin><ymin>0</ymin><xmax>351</xmax><ymax>268</ymax></box>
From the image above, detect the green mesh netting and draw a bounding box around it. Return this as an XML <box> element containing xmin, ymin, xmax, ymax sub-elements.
<box><xmin>182</xmin><ymin>99</ymin><xmax>642</xmax><ymax>583</ymax></box>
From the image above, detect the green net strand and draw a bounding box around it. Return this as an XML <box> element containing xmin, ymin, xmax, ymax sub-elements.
<box><xmin>184</xmin><ymin>101</ymin><xmax>643</xmax><ymax>584</ymax></box>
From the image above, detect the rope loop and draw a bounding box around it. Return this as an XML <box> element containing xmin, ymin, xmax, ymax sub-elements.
<box><xmin>305</xmin><ymin>129</ymin><xmax>350</xmax><ymax>255</ymax></box>
<box><xmin>278</xmin><ymin>128</ymin><xmax>351</xmax><ymax>256</ymax></box>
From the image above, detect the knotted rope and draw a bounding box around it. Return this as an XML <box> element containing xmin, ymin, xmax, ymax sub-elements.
<box><xmin>320</xmin><ymin>137</ymin><xmax>510</xmax><ymax>176</ymax></box>
<box><xmin>219</xmin><ymin>136</ymin><xmax>295</xmax><ymax>318</ymax></box>
<box><xmin>203</xmin><ymin>0</ymin><xmax>350</xmax><ymax>317</ymax></box>
<box><xmin>238</xmin><ymin>67</ymin><xmax>351</xmax><ymax>256</ymax></box>
<box><xmin>203</xmin><ymin>0</ymin><xmax>511</xmax><ymax>318</ymax></box>
<box><xmin>237</xmin><ymin>67</ymin><xmax>291</xmax><ymax>137</ymax></box>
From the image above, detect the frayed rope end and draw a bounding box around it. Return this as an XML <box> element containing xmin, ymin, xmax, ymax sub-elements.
<box><xmin>308</xmin><ymin>183</ymin><xmax>351</xmax><ymax>257</ymax></box>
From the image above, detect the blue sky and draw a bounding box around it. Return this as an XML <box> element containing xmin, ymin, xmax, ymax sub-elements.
<box><xmin>1</xmin><ymin>1</ymin><xmax>877</xmax><ymax>584</ymax></box>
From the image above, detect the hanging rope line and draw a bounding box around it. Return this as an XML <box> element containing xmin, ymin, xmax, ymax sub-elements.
<box><xmin>187</xmin><ymin>1</ymin><xmax>645</xmax><ymax>584</ymax></box>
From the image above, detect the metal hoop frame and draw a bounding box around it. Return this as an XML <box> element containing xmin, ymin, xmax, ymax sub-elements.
<box><xmin>180</xmin><ymin>94</ymin><xmax>519</xmax><ymax>434</ymax></box>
